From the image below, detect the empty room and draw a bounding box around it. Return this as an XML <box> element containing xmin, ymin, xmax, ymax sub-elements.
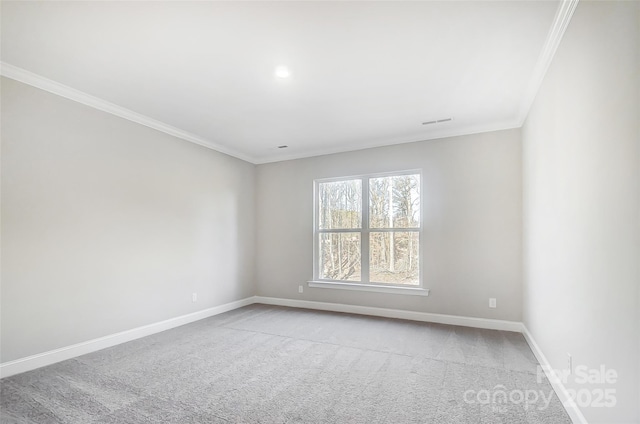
<box><xmin>0</xmin><ymin>1</ymin><xmax>638</xmax><ymax>423</ymax></box>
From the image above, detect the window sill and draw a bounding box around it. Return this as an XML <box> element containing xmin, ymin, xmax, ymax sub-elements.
<box><xmin>307</xmin><ymin>281</ymin><xmax>430</xmax><ymax>297</ymax></box>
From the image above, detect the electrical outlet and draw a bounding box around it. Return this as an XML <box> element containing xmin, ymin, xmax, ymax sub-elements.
<box><xmin>489</xmin><ymin>298</ymin><xmax>497</xmax><ymax>308</ymax></box>
<box><xmin>298</xmin><ymin>285</ymin><xmax>304</xmax><ymax>293</ymax></box>
<box><xmin>192</xmin><ymin>292</ymin><xmax>197</xmax><ymax>303</ymax></box>
<box><xmin>567</xmin><ymin>353</ymin><xmax>572</xmax><ymax>374</ymax></box>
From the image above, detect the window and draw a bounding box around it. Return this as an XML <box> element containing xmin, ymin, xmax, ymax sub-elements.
<box><xmin>312</xmin><ymin>171</ymin><xmax>425</xmax><ymax>295</ymax></box>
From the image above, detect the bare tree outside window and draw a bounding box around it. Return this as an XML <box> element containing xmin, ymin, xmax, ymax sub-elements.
<box><xmin>318</xmin><ymin>179</ymin><xmax>362</xmax><ymax>281</ymax></box>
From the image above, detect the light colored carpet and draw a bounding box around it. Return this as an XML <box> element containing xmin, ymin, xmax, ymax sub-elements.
<box><xmin>0</xmin><ymin>304</ymin><xmax>572</xmax><ymax>423</ymax></box>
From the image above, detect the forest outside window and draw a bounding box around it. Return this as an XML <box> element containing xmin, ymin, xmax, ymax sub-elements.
<box><xmin>313</xmin><ymin>171</ymin><xmax>421</xmax><ymax>289</ymax></box>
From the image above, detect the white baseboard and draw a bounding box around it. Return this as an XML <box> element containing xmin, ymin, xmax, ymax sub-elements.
<box><xmin>522</xmin><ymin>325</ymin><xmax>588</xmax><ymax>424</ymax></box>
<box><xmin>1</xmin><ymin>295</ymin><xmax>520</xmax><ymax>378</ymax></box>
<box><xmin>0</xmin><ymin>292</ymin><xmax>580</xmax><ymax>424</ymax></box>
<box><xmin>261</xmin><ymin>297</ymin><xmax>585</xmax><ymax>422</ymax></box>
<box><xmin>254</xmin><ymin>296</ymin><xmax>524</xmax><ymax>332</ymax></box>
<box><xmin>0</xmin><ymin>296</ymin><xmax>256</xmax><ymax>379</ymax></box>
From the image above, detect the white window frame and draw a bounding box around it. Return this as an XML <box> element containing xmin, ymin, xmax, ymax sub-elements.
<box><xmin>309</xmin><ymin>170</ymin><xmax>429</xmax><ymax>297</ymax></box>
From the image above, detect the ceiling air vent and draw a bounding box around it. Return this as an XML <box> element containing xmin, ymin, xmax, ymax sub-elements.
<box><xmin>422</xmin><ymin>117</ymin><xmax>453</xmax><ymax>125</ymax></box>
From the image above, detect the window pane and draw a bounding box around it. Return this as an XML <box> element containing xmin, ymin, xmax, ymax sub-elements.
<box><xmin>319</xmin><ymin>179</ymin><xmax>362</xmax><ymax>229</ymax></box>
<box><xmin>369</xmin><ymin>232</ymin><xmax>419</xmax><ymax>285</ymax></box>
<box><xmin>319</xmin><ymin>233</ymin><xmax>361</xmax><ymax>281</ymax></box>
<box><xmin>369</xmin><ymin>174</ymin><xmax>420</xmax><ymax>229</ymax></box>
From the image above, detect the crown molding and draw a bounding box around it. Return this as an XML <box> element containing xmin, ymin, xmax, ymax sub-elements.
<box><xmin>2</xmin><ymin>0</ymin><xmax>576</xmax><ymax>167</ymax></box>
<box><xmin>0</xmin><ymin>62</ymin><xmax>258</xmax><ymax>164</ymax></box>
<box><xmin>254</xmin><ymin>120</ymin><xmax>522</xmax><ymax>164</ymax></box>
<box><xmin>0</xmin><ymin>62</ymin><xmax>522</xmax><ymax>165</ymax></box>
<box><xmin>517</xmin><ymin>0</ymin><xmax>579</xmax><ymax>126</ymax></box>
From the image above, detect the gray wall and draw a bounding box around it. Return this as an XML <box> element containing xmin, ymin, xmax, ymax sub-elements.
<box><xmin>0</xmin><ymin>78</ymin><xmax>256</xmax><ymax>362</ymax></box>
<box><xmin>256</xmin><ymin>129</ymin><xmax>523</xmax><ymax>321</ymax></box>
<box><xmin>522</xmin><ymin>2</ymin><xmax>639</xmax><ymax>423</ymax></box>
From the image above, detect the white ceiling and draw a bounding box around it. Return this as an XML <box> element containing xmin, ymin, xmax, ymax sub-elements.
<box><xmin>1</xmin><ymin>1</ymin><xmax>563</xmax><ymax>164</ymax></box>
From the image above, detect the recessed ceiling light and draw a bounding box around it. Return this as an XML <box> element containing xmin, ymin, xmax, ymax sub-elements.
<box><xmin>274</xmin><ymin>66</ymin><xmax>291</xmax><ymax>78</ymax></box>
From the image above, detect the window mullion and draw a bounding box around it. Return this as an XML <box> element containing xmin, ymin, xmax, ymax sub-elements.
<box><xmin>318</xmin><ymin>228</ymin><xmax>362</xmax><ymax>233</ymax></box>
<box><xmin>361</xmin><ymin>177</ymin><xmax>370</xmax><ymax>284</ymax></box>
<box><xmin>313</xmin><ymin>180</ymin><xmax>319</xmax><ymax>280</ymax></box>
<box><xmin>367</xmin><ymin>228</ymin><xmax>420</xmax><ymax>232</ymax></box>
